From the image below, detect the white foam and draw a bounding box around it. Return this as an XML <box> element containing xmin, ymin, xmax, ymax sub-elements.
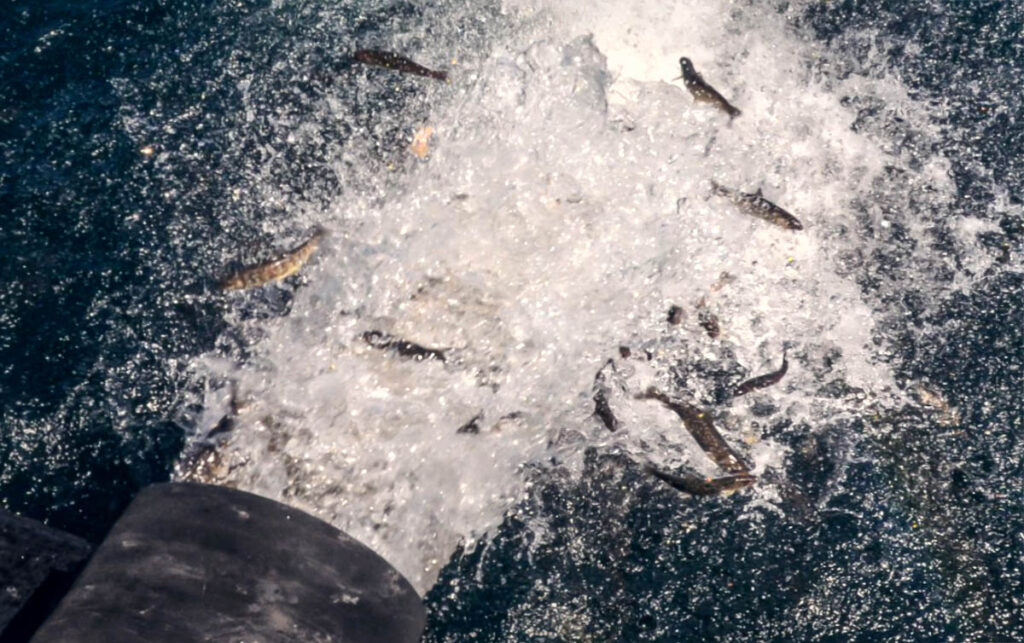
<box><xmin>179</xmin><ymin>1</ymin><xmax>957</xmax><ymax>591</ymax></box>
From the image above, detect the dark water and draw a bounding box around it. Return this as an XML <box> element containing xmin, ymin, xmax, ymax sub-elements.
<box><xmin>2</xmin><ymin>0</ymin><xmax>1022</xmax><ymax>640</ymax></box>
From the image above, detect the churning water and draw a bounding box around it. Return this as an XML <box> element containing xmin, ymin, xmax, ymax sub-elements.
<box><xmin>3</xmin><ymin>0</ymin><xmax>1022</xmax><ymax>639</ymax></box>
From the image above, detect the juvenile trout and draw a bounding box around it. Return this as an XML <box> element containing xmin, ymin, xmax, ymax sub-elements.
<box><xmin>710</xmin><ymin>180</ymin><xmax>804</xmax><ymax>230</ymax></box>
<box><xmin>592</xmin><ymin>359</ymin><xmax>619</xmax><ymax>432</ymax></box>
<box><xmin>677</xmin><ymin>57</ymin><xmax>741</xmax><ymax>120</ymax></box>
<box><xmin>353</xmin><ymin>50</ymin><xmax>448</xmax><ymax>81</ymax></box>
<box><xmin>363</xmin><ymin>330</ymin><xmax>447</xmax><ymax>362</ymax></box>
<box><xmin>734</xmin><ymin>350</ymin><xmax>789</xmax><ymax>396</ymax></box>
<box><xmin>219</xmin><ymin>227</ymin><xmax>325</xmax><ymax>291</ymax></box>
<box><xmin>646</xmin><ymin>465</ymin><xmax>756</xmax><ymax>496</ymax></box>
<box><xmin>637</xmin><ymin>387</ymin><xmax>750</xmax><ymax>475</ymax></box>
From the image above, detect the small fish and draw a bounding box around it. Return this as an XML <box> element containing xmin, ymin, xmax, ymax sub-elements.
<box><xmin>677</xmin><ymin>57</ymin><xmax>741</xmax><ymax>120</ymax></box>
<box><xmin>710</xmin><ymin>180</ymin><xmax>804</xmax><ymax>230</ymax></box>
<box><xmin>912</xmin><ymin>383</ymin><xmax>960</xmax><ymax>426</ymax></box>
<box><xmin>363</xmin><ymin>330</ymin><xmax>447</xmax><ymax>362</ymax></box>
<box><xmin>698</xmin><ymin>309</ymin><xmax>721</xmax><ymax>339</ymax></box>
<box><xmin>457</xmin><ymin>412</ymin><xmax>483</xmax><ymax>434</ymax></box>
<box><xmin>646</xmin><ymin>465</ymin><xmax>757</xmax><ymax>496</ymax></box>
<box><xmin>709</xmin><ymin>271</ymin><xmax>736</xmax><ymax>294</ymax></box>
<box><xmin>734</xmin><ymin>350</ymin><xmax>789</xmax><ymax>396</ymax></box>
<box><xmin>667</xmin><ymin>305</ymin><xmax>685</xmax><ymax>326</ymax></box>
<box><xmin>637</xmin><ymin>387</ymin><xmax>750</xmax><ymax>474</ymax></box>
<box><xmin>353</xmin><ymin>49</ymin><xmax>448</xmax><ymax>81</ymax></box>
<box><xmin>220</xmin><ymin>227</ymin><xmax>326</xmax><ymax>291</ymax></box>
<box><xmin>592</xmin><ymin>359</ymin><xmax>619</xmax><ymax>432</ymax></box>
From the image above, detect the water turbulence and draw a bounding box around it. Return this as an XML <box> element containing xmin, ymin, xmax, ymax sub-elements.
<box><xmin>160</xmin><ymin>0</ymin><xmax>1021</xmax><ymax>636</ymax></box>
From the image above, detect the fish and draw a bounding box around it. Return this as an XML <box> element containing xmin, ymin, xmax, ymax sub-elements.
<box><xmin>457</xmin><ymin>412</ymin><xmax>483</xmax><ymax>434</ymax></box>
<box><xmin>207</xmin><ymin>380</ymin><xmax>246</xmax><ymax>440</ymax></box>
<box><xmin>363</xmin><ymin>330</ymin><xmax>447</xmax><ymax>362</ymax></box>
<box><xmin>353</xmin><ymin>49</ymin><xmax>448</xmax><ymax>81</ymax></box>
<box><xmin>637</xmin><ymin>387</ymin><xmax>750</xmax><ymax>474</ymax></box>
<box><xmin>677</xmin><ymin>57</ymin><xmax>741</xmax><ymax>120</ymax></box>
<box><xmin>646</xmin><ymin>465</ymin><xmax>757</xmax><ymax>496</ymax></box>
<box><xmin>667</xmin><ymin>305</ymin><xmax>685</xmax><ymax>326</ymax></box>
<box><xmin>710</xmin><ymin>180</ymin><xmax>804</xmax><ymax>230</ymax></box>
<box><xmin>592</xmin><ymin>359</ymin><xmax>619</xmax><ymax>432</ymax></box>
<box><xmin>593</xmin><ymin>390</ymin><xmax>617</xmax><ymax>431</ymax></box>
<box><xmin>911</xmin><ymin>383</ymin><xmax>960</xmax><ymax>427</ymax></box>
<box><xmin>734</xmin><ymin>350</ymin><xmax>789</xmax><ymax>396</ymax></box>
<box><xmin>593</xmin><ymin>356</ymin><xmax>622</xmax><ymax>432</ymax></box>
<box><xmin>219</xmin><ymin>227</ymin><xmax>326</xmax><ymax>291</ymax></box>
<box><xmin>698</xmin><ymin>309</ymin><xmax>721</xmax><ymax>339</ymax></box>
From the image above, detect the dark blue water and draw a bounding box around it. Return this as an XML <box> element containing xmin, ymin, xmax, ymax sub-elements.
<box><xmin>2</xmin><ymin>0</ymin><xmax>1022</xmax><ymax>640</ymax></box>
<box><xmin>1</xmin><ymin>0</ymin><xmax>463</xmax><ymax>540</ymax></box>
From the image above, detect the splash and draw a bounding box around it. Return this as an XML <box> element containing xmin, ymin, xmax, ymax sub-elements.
<box><xmin>178</xmin><ymin>0</ymin><xmax>962</xmax><ymax>592</ymax></box>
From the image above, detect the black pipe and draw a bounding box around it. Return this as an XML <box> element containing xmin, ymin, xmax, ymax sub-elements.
<box><xmin>29</xmin><ymin>482</ymin><xmax>424</xmax><ymax>642</ymax></box>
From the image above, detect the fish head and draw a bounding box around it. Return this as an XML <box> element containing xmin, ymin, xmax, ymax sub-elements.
<box><xmin>678</xmin><ymin>57</ymin><xmax>695</xmax><ymax>75</ymax></box>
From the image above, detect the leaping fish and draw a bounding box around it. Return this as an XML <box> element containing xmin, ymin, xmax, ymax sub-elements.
<box><xmin>645</xmin><ymin>465</ymin><xmax>756</xmax><ymax>496</ymax></box>
<box><xmin>353</xmin><ymin>50</ymin><xmax>448</xmax><ymax>82</ymax></box>
<box><xmin>592</xmin><ymin>359</ymin><xmax>620</xmax><ymax>432</ymax></box>
<box><xmin>734</xmin><ymin>350</ymin><xmax>789</xmax><ymax>396</ymax></box>
<box><xmin>710</xmin><ymin>180</ymin><xmax>804</xmax><ymax>230</ymax></box>
<box><xmin>637</xmin><ymin>387</ymin><xmax>751</xmax><ymax>475</ymax></box>
<box><xmin>219</xmin><ymin>227</ymin><xmax>326</xmax><ymax>291</ymax></box>
<box><xmin>677</xmin><ymin>57</ymin><xmax>741</xmax><ymax>120</ymax></box>
<box><xmin>363</xmin><ymin>330</ymin><xmax>447</xmax><ymax>362</ymax></box>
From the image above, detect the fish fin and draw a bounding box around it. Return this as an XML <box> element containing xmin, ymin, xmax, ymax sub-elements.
<box><xmin>755</xmin><ymin>188</ymin><xmax>763</xmax><ymax>197</ymax></box>
<box><xmin>708</xmin><ymin>180</ymin><xmax>727</xmax><ymax>199</ymax></box>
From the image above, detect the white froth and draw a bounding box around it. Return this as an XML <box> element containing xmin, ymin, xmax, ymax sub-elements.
<box><xmin>179</xmin><ymin>1</ymin><xmax>953</xmax><ymax>591</ymax></box>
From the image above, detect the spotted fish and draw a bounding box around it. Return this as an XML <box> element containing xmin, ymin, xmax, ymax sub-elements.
<box><xmin>710</xmin><ymin>180</ymin><xmax>804</xmax><ymax>230</ymax></box>
<box><xmin>646</xmin><ymin>465</ymin><xmax>756</xmax><ymax>496</ymax></box>
<box><xmin>353</xmin><ymin>50</ymin><xmax>448</xmax><ymax>82</ymax></box>
<box><xmin>219</xmin><ymin>227</ymin><xmax>326</xmax><ymax>291</ymax></box>
<box><xmin>677</xmin><ymin>57</ymin><xmax>741</xmax><ymax>120</ymax></box>
<box><xmin>637</xmin><ymin>387</ymin><xmax>750</xmax><ymax>475</ymax></box>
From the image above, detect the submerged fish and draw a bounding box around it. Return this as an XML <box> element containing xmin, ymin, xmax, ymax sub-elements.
<box><xmin>637</xmin><ymin>387</ymin><xmax>750</xmax><ymax>475</ymax></box>
<box><xmin>677</xmin><ymin>57</ymin><xmax>741</xmax><ymax>120</ymax></box>
<box><xmin>734</xmin><ymin>350</ymin><xmax>789</xmax><ymax>396</ymax></box>
<box><xmin>353</xmin><ymin>49</ymin><xmax>448</xmax><ymax>81</ymax></box>
<box><xmin>592</xmin><ymin>359</ymin><xmax>620</xmax><ymax>432</ymax></box>
<box><xmin>363</xmin><ymin>330</ymin><xmax>447</xmax><ymax>362</ymax></box>
<box><xmin>697</xmin><ymin>308</ymin><xmax>721</xmax><ymax>339</ymax></box>
<box><xmin>710</xmin><ymin>180</ymin><xmax>804</xmax><ymax>230</ymax></box>
<box><xmin>646</xmin><ymin>465</ymin><xmax>756</xmax><ymax>496</ymax></box>
<box><xmin>457</xmin><ymin>412</ymin><xmax>483</xmax><ymax>434</ymax></box>
<box><xmin>667</xmin><ymin>305</ymin><xmax>685</xmax><ymax>326</ymax></box>
<box><xmin>219</xmin><ymin>227</ymin><xmax>326</xmax><ymax>291</ymax></box>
